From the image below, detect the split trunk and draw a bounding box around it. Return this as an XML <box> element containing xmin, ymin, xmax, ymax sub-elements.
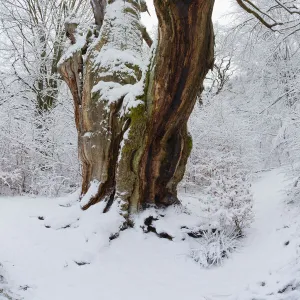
<box><xmin>59</xmin><ymin>0</ymin><xmax>215</xmax><ymax>217</ymax></box>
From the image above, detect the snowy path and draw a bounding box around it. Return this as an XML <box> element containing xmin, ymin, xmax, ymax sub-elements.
<box><xmin>0</xmin><ymin>170</ymin><xmax>298</xmax><ymax>300</ymax></box>
<box><xmin>199</xmin><ymin>169</ymin><xmax>293</xmax><ymax>298</ymax></box>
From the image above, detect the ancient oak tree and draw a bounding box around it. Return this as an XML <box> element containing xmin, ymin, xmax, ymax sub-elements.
<box><xmin>59</xmin><ymin>0</ymin><xmax>215</xmax><ymax>218</ymax></box>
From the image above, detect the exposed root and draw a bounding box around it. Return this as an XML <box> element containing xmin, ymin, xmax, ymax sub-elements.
<box><xmin>74</xmin><ymin>261</ymin><xmax>90</xmax><ymax>266</ymax></box>
<box><xmin>141</xmin><ymin>215</ymin><xmax>173</xmax><ymax>241</ymax></box>
<box><xmin>278</xmin><ymin>282</ymin><xmax>299</xmax><ymax>294</ymax></box>
<box><xmin>108</xmin><ymin>220</ymin><xmax>134</xmax><ymax>242</ymax></box>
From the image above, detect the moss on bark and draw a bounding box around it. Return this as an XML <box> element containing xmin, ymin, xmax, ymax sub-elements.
<box><xmin>60</xmin><ymin>0</ymin><xmax>215</xmax><ymax>216</ymax></box>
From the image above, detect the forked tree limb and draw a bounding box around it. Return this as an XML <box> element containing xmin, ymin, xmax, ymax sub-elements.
<box><xmin>236</xmin><ymin>0</ymin><xmax>283</xmax><ymax>29</ymax></box>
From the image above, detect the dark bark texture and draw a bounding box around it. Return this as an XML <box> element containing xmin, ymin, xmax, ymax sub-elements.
<box><xmin>59</xmin><ymin>0</ymin><xmax>215</xmax><ymax>216</ymax></box>
<box><xmin>139</xmin><ymin>0</ymin><xmax>215</xmax><ymax>208</ymax></box>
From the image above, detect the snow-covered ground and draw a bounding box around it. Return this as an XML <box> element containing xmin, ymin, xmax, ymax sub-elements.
<box><xmin>0</xmin><ymin>169</ymin><xmax>299</xmax><ymax>300</ymax></box>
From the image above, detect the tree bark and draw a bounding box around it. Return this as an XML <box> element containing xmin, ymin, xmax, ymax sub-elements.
<box><xmin>59</xmin><ymin>0</ymin><xmax>214</xmax><ymax>217</ymax></box>
<box><xmin>90</xmin><ymin>0</ymin><xmax>106</xmax><ymax>28</ymax></box>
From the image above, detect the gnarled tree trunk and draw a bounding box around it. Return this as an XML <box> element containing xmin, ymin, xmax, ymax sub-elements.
<box><xmin>59</xmin><ymin>0</ymin><xmax>214</xmax><ymax>217</ymax></box>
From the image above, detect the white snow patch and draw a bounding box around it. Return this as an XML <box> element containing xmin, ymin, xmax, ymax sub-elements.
<box><xmin>93</xmin><ymin>48</ymin><xmax>144</xmax><ymax>71</ymax></box>
<box><xmin>83</xmin><ymin>132</ymin><xmax>92</xmax><ymax>138</ymax></box>
<box><xmin>0</xmin><ymin>170</ymin><xmax>299</xmax><ymax>300</ymax></box>
<box><xmin>80</xmin><ymin>180</ymin><xmax>100</xmax><ymax>208</ymax></box>
<box><xmin>58</xmin><ymin>34</ymin><xmax>86</xmax><ymax>66</ymax></box>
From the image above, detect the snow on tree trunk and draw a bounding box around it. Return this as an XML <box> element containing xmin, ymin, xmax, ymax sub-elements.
<box><xmin>59</xmin><ymin>0</ymin><xmax>214</xmax><ymax>217</ymax></box>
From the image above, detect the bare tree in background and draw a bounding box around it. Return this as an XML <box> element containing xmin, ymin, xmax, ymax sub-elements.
<box><xmin>236</xmin><ymin>0</ymin><xmax>300</xmax><ymax>35</ymax></box>
<box><xmin>0</xmin><ymin>0</ymin><xmax>91</xmax><ymax>113</ymax></box>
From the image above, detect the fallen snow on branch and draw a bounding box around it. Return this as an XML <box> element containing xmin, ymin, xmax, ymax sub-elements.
<box><xmin>58</xmin><ymin>33</ymin><xmax>87</xmax><ymax>67</ymax></box>
<box><xmin>91</xmin><ymin>81</ymin><xmax>144</xmax><ymax>112</ymax></box>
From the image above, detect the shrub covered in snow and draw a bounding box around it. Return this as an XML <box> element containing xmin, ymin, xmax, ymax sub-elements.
<box><xmin>189</xmin><ymin>227</ymin><xmax>239</xmax><ymax>267</ymax></box>
<box><xmin>195</xmin><ymin>159</ymin><xmax>253</xmax><ymax>234</ymax></box>
<box><xmin>0</xmin><ymin>263</ymin><xmax>15</xmax><ymax>300</ymax></box>
<box><xmin>180</xmin><ymin>98</ymin><xmax>254</xmax><ymax>267</ymax></box>
<box><xmin>0</xmin><ymin>86</ymin><xmax>80</xmax><ymax>197</ymax></box>
<box><xmin>185</xmin><ymin>169</ymin><xmax>253</xmax><ymax>267</ymax></box>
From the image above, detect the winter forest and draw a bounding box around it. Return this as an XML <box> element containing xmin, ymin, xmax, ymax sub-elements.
<box><xmin>0</xmin><ymin>0</ymin><xmax>300</xmax><ymax>299</ymax></box>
